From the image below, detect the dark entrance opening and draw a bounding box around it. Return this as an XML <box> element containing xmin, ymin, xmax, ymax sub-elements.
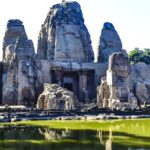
<box><xmin>59</xmin><ymin>100</ymin><xmax>65</xmax><ymax>110</ymax></box>
<box><xmin>87</xmin><ymin>70</ymin><xmax>96</xmax><ymax>102</ymax></box>
<box><xmin>62</xmin><ymin>72</ymin><xmax>79</xmax><ymax>99</ymax></box>
<box><xmin>64</xmin><ymin>83</ymin><xmax>73</xmax><ymax>91</ymax></box>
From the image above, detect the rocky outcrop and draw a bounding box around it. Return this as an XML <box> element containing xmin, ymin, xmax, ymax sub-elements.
<box><xmin>2</xmin><ymin>20</ymin><xmax>36</xmax><ymax>106</ymax></box>
<box><xmin>37</xmin><ymin>1</ymin><xmax>94</xmax><ymax>62</ymax></box>
<box><xmin>105</xmin><ymin>52</ymin><xmax>138</xmax><ymax>110</ymax></box>
<box><xmin>107</xmin><ymin>52</ymin><xmax>130</xmax><ymax>103</ymax></box>
<box><xmin>3</xmin><ymin>20</ymin><xmax>27</xmax><ymax>63</ymax></box>
<box><xmin>97</xmin><ymin>22</ymin><xmax>122</xmax><ymax>63</ymax></box>
<box><xmin>135</xmin><ymin>81</ymin><xmax>150</xmax><ymax>105</ymax></box>
<box><xmin>130</xmin><ymin>63</ymin><xmax>150</xmax><ymax>105</ymax></box>
<box><xmin>130</xmin><ymin>62</ymin><xmax>150</xmax><ymax>87</ymax></box>
<box><xmin>37</xmin><ymin>84</ymin><xmax>74</xmax><ymax>110</ymax></box>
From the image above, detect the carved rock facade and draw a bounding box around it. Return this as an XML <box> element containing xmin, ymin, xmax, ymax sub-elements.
<box><xmin>37</xmin><ymin>1</ymin><xmax>94</xmax><ymax>62</ymax></box>
<box><xmin>37</xmin><ymin>83</ymin><xmax>74</xmax><ymax>110</ymax></box>
<box><xmin>2</xmin><ymin>20</ymin><xmax>36</xmax><ymax>106</ymax></box>
<box><xmin>0</xmin><ymin>1</ymin><xmax>149</xmax><ymax>110</ymax></box>
<box><xmin>1</xmin><ymin>2</ymin><xmax>108</xmax><ymax>108</ymax></box>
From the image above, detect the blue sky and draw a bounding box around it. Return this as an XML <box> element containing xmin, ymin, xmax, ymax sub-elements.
<box><xmin>0</xmin><ymin>0</ymin><xmax>150</xmax><ymax>59</ymax></box>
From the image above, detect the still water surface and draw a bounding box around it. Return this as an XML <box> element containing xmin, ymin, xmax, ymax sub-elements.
<box><xmin>0</xmin><ymin>120</ymin><xmax>150</xmax><ymax>150</ymax></box>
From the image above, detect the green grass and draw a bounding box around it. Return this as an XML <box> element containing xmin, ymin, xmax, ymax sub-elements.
<box><xmin>7</xmin><ymin>119</ymin><xmax>150</xmax><ymax>137</ymax></box>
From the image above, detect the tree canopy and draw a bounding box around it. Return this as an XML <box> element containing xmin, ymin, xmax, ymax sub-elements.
<box><xmin>128</xmin><ymin>48</ymin><xmax>150</xmax><ymax>64</ymax></box>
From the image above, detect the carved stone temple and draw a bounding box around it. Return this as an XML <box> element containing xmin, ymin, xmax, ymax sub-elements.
<box><xmin>0</xmin><ymin>1</ymin><xmax>149</xmax><ymax>109</ymax></box>
<box><xmin>1</xmin><ymin>1</ymin><xmax>107</xmax><ymax>108</ymax></box>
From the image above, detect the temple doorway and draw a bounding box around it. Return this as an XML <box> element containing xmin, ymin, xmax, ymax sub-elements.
<box><xmin>62</xmin><ymin>72</ymin><xmax>79</xmax><ymax>99</ymax></box>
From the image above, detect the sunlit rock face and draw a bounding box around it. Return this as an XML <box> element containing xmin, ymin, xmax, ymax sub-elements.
<box><xmin>97</xmin><ymin>22</ymin><xmax>122</xmax><ymax>63</ymax></box>
<box><xmin>107</xmin><ymin>52</ymin><xmax>130</xmax><ymax>103</ymax></box>
<box><xmin>37</xmin><ymin>1</ymin><xmax>94</xmax><ymax>62</ymax></box>
<box><xmin>2</xmin><ymin>20</ymin><xmax>36</xmax><ymax>105</ymax></box>
<box><xmin>37</xmin><ymin>83</ymin><xmax>74</xmax><ymax>110</ymax></box>
<box><xmin>106</xmin><ymin>52</ymin><xmax>138</xmax><ymax>110</ymax></box>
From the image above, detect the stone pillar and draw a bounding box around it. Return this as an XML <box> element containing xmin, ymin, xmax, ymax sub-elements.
<box><xmin>107</xmin><ymin>52</ymin><xmax>130</xmax><ymax>104</ymax></box>
<box><xmin>79</xmin><ymin>71</ymin><xmax>88</xmax><ymax>102</ymax></box>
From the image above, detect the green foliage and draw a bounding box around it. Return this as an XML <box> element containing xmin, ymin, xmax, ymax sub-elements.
<box><xmin>128</xmin><ymin>48</ymin><xmax>150</xmax><ymax>64</ymax></box>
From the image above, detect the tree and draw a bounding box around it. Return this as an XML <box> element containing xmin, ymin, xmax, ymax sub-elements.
<box><xmin>128</xmin><ymin>48</ymin><xmax>143</xmax><ymax>64</ymax></box>
<box><xmin>143</xmin><ymin>49</ymin><xmax>150</xmax><ymax>64</ymax></box>
<box><xmin>128</xmin><ymin>48</ymin><xmax>150</xmax><ymax>64</ymax></box>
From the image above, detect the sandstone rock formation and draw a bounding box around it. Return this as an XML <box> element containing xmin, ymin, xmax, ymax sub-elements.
<box><xmin>37</xmin><ymin>83</ymin><xmax>74</xmax><ymax>110</ymax></box>
<box><xmin>2</xmin><ymin>1</ymin><xmax>148</xmax><ymax>111</ymax></box>
<box><xmin>106</xmin><ymin>52</ymin><xmax>138</xmax><ymax>110</ymax></box>
<box><xmin>135</xmin><ymin>81</ymin><xmax>150</xmax><ymax>105</ymax></box>
<box><xmin>2</xmin><ymin>20</ymin><xmax>36</xmax><ymax>106</ymax></box>
<box><xmin>3</xmin><ymin>20</ymin><xmax>27</xmax><ymax>63</ymax></box>
<box><xmin>1</xmin><ymin>1</ymin><xmax>107</xmax><ymax>107</ymax></box>
<box><xmin>97</xmin><ymin>76</ymin><xmax>110</xmax><ymax>108</ymax></box>
<box><xmin>97</xmin><ymin>22</ymin><xmax>122</xmax><ymax>63</ymax></box>
<box><xmin>37</xmin><ymin>1</ymin><xmax>94</xmax><ymax>62</ymax></box>
<box><xmin>130</xmin><ymin>63</ymin><xmax>150</xmax><ymax>105</ymax></box>
<box><xmin>35</xmin><ymin>1</ymin><xmax>106</xmax><ymax>104</ymax></box>
<box><xmin>107</xmin><ymin>52</ymin><xmax>130</xmax><ymax>103</ymax></box>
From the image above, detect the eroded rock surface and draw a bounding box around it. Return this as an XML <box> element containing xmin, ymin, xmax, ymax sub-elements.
<box><xmin>3</xmin><ymin>20</ymin><xmax>27</xmax><ymax>63</ymax></box>
<box><xmin>135</xmin><ymin>81</ymin><xmax>150</xmax><ymax>105</ymax></box>
<box><xmin>37</xmin><ymin>1</ymin><xmax>94</xmax><ymax>62</ymax></box>
<box><xmin>97</xmin><ymin>77</ymin><xmax>110</xmax><ymax>108</ymax></box>
<box><xmin>107</xmin><ymin>52</ymin><xmax>130</xmax><ymax>103</ymax></box>
<box><xmin>37</xmin><ymin>84</ymin><xmax>74</xmax><ymax>110</ymax></box>
<box><xmin>130</xmin><ymin>63</ymin><xmax>150</xmax><ymax>105</ymax></box>
<box><xmin>2</xmin><ymin>20</ymin><xmax>36</xmax><ymax>106</ymax></box>
<box><xmin>105</xmin><ymin>52</ymin><xmax>138</xmax><ymax>110</ymax></box>
<box><xmin>97</xmin><ymin>22</ymin><xmax>122</xmax><ymax>63</ymax></box>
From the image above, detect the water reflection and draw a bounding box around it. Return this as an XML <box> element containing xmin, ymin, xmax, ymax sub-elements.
<box><xmin>97</xmin><ymin>129</ymin><xmax>112</xmax><ymax>150</ymax></box>
<box><xmin>0</xmin><ymin>125</ymin><xmax>149</xmax><ymax>150</ymax></box>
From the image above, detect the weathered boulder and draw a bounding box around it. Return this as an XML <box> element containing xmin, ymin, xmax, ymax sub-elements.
<box><xmin>37</xmin><ymin>84</ymin><xmax>74</xmax><ymax>110</ymax></box>
<box><xmin>130</xmin><ymin>62</ymin><xmax>150</xmax><ymax>88</ymax></box>
<box><xmin>110</xmin><ymin>99</ymin><xmax>138</xmax><ymax>111</ymax></box>
<box><xmin>129</xmin><ymin>63</ymin><xmax>150</xmax><ymax>105</ymax></box>
<box><xmin>135</xmin><ymin>81</ymin><xmax>150</xmax><ymax>105</ymax></box>
<box><xmin>97</xmin><ymin>22</ymin><xmax>122</xmax><ymax>63</ymax></box>
<box><xmin>97</xmin><ymin>77</ymin><xmax>110</xmax><ymax>108</ymax></box>
<box><xmin>37</xmin><ymin>1</ymin><xmax>94</xmax><ymax>62</ymax></box>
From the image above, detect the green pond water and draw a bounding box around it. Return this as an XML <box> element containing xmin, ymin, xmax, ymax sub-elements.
<box><xmin>0</xmin><ymin>119</ymin><xmax>150</xmax><ymax>150</ymax></box>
